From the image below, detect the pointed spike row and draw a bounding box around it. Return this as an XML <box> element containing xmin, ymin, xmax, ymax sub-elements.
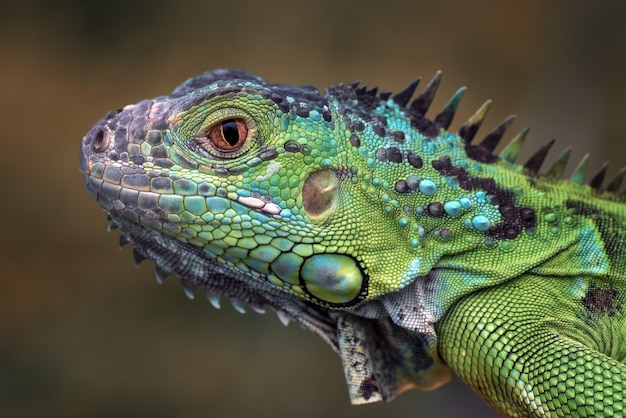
<box><xmin>499</xmin><ymin>127</ymin><xmax>529</xmax><ymax>163</ymax></box>
<box><xmin>458</xmin><ymin>100</ymin><xmax>492</xmax><ymax>142</ymax></box>
<box><xmin>118</xmin><ymin>234</ymin><xmax>129</xmax><ymax>248</ymax></box>
<box><xmin>367</xmin><ymin>87</ymin><xmax>378</xmax><ymax>97</ymax></box>
<box><xmin>606</xmin><ymin>167</ymin><xmax>626</xmax><ymax>193</ymax></box>
<box><xmin>249</xmin><ymin>302</ymin><xmax>266</xmax><ymax>314</ymax></box>
<box><xmin>410</xmin><ymin>71</ymin><xmax>442</xmax><ymax>115</ymax></box>
<box><xmin>545</xmin><ymin>147</ymin><xmax>572</xmax><ymax>179</ymax></box>
<box><xmin>433</xmin><ymin>87</ymin><xmax>466</xmax><ymax>130</ymax></box>
<box><xmin>182</xmin><ymin>284</ymin><xmax>195</xmax><ymax>300</ymax></box>
<box><xmin>355</xmin><ymin>85</ymin><xmax>367</xmax><ymax>95</ymax></box>
<box><xmin>276</xmin><ymin>310</ymin><xmax>290</xmax><ymax>326</ymax></box>
<box><xmin>523</xmin><ymin>139</ymin><xmax>555</xmax><ymax>174</ymax></box>
<box><xmin>478</xmin><ymin>115</ymin><xmax>516</xmax><ymax>153</ymax></box>
<box><xmin>392</xmin><ymin>77</ymin><xmax>421</xmax><ymax>107</ymax></box>
<box><xmin>205</xmin><ymin>289</ymin><xmax>221</xmax><ymax>309</ymax></box>
<box><xmin>132</xmin><ymin>248</ymin><xmax>146</xmax><ymax>266</ymax></box>
<box><xmin>230</xmin><ymin>297</ymin><xmax>246</xmax><ymax>314</ymax></box>
<box><xmin>588</xmin><ymin>161</ymin><xmax>609</xmax><ymax>190</ymax></box>
<box><xmin>570</xmin><ymin>153</ymin><xmax>590</xmax><ymax>185</ymax></box>
<box><xmin>155</xmin><ymin>266</ymin><xmax>169</xmax><ymax>285</ymax></box>
<box><xmin>155</xmin><ymin>272</ymin><xmax>164</xmax><ymax>285</ymax></box>
<box><xmin>378</xmin><ymin>91</ymin><xmax>391</xmax><ymax>100</ymax></box>
<box><xmin>349</xmin><ymin>80</ymin><xmax>360</xmax><ymax>89</ymax></box>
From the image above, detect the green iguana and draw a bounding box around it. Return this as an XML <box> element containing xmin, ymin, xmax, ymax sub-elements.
<box><xmin>79</xmin><ymin>69</ymin><xmax>626</xmax><ymax>417</ymax></box>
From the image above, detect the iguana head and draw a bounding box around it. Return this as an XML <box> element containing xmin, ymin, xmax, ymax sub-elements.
<box><xmin>80</xmin><ymin>69</ymin><xmax>542</xmax><ymax>403</ymax></box>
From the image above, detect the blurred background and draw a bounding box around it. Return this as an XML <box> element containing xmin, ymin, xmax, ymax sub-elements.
<box><xmin>1</xmin><ymin>1</ymin><xmax>625</xmax><ymax>417</ymax></box>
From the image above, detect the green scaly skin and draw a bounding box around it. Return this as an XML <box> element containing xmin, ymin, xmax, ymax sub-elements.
<box><xmin>80</xmin><ymin>69</ymin><xmax>626</xmax><ymax>416</ymax></box>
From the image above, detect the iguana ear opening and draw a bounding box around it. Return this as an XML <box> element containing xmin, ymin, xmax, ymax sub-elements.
<box><xmin>302</xmin><ymin>169</ymin><xmax>339</xmax><ymax>221</ymax></box>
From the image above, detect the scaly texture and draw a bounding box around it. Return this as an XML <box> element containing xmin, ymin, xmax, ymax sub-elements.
<box><xmin>80</xmin><ymin>69</ymin><xmax>626</xmax><ymax>417</ymax></box>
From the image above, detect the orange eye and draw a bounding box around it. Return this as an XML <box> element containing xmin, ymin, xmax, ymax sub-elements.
<box><xmin>205</xmin><ymin>118</ymin><xmax>249</xmax><ymax>151</ymax></box>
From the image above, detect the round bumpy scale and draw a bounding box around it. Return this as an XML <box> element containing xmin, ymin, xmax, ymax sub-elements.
<box><xmin>300</xmin><ymin>254</ymin><xmax>364</xmax><ymax>304</ymax></box>
<box><xmin>419</xmin><ymin>179</ymin><xmax>437</xmax><ymax>196</ymax></box>
<box><xmin>472</xmin><ymin>215</ymin><xmax>491</xmax><ymax>231</ymax></box>
<box><xmin>444</xmin><ymin>200</ymin><xmax>462</xmax><ymax>216</ymax></box>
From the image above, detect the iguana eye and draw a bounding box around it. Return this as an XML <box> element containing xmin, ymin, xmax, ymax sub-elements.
<box><xmin>204</xmin><ymin>118</ymin><xmax>249</xmax><ymax>152</ymax></box>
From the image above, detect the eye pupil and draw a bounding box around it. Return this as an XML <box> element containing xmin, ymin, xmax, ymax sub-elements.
<box><xmin>204</xmin><ymin>117</ymin><xmax>249</xmax><ymax>152</ymax></box>
<box><xmin>221</xmin><ymin>119</ymin><xmax>240</xmax><ymax>146</ymax></box>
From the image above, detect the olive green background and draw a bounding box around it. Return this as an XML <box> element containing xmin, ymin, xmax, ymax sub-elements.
<box><xmin>1</xmin><ymin>1</ymin><xmax>625</xmax><ymax>417</ymax></box>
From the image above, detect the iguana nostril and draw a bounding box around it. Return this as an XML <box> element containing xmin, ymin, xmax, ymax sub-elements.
<box><xmin>92</xmin><ymin>127</ymin><xmax>110</xmax><ymax>153</ymax></box>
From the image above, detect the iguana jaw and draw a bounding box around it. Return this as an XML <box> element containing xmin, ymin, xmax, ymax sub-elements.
<box><xmin>93</xmin><ymin>213</ymin><xmax>452</xmax><ymax>404</ymax></box>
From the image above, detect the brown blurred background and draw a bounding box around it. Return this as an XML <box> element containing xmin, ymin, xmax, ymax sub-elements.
<box><xmin>1</xmin><ymin>1</ymin><xmax>625</xmax><ymax>417</ymax></box>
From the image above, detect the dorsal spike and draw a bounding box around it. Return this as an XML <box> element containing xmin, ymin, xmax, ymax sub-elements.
<box><xmin>433</xmin><ymin>87</ymin><xmax>466</xmax><ymax>130</ymax></box>
<box><xmin>478</xmin><ymin>115</ymin><xmax>516</xmax><ymax>153</ymax></box>
<box><xmin>392</xmin><ymin>77</ymin><xmax>421</xmax><ymax>107</ymax></box>
<box><xmin>367</xmin><ymin>87</ymin><xmax>378</xmax><ymax>96</ymax></box>
<box><xmin>588</xmin><ymin>161</ymin><xmax>609</xmax><ymax>190</ymax></box>
<box><xmin>182</xmin><ymin>283</ymin><xmax>195</xmax><ymax>300</ymax></box>
<box><xmin>570</xmin><ymin>153</ymin><xmax>590</xmax><ymax>184</ymax></box>
<box><xmin>545</xmin><ymin>147</ymin><xmax>572</xmax><ymax>179</ymax></box>
<box><xmin>499</xmin><ymin>127</ymin><xmax>529</xmax><ymax>163</ymax></box>
<box><xmin>349</xmin><ymin>80</ymin><xmax>360</xmax><ymax>89</ymax></box>
<box><xmin>230</xmin><ymin>297</ymin><xmax>246</xmax><ymax>314</ymax></box>
<box><xmin>276</xmin><ymin>310</ymin><xmax>291</xmax><ymax>326</ymax></box>
<box><xmin>355</xmin><ymin>85</ymin><xmax>367</xmax><ymax>95</ymax></box>
<box><xmin>458</xmin><ymin>100</ymin><xmax>492</xmax><ymax>142</ymax></box>
<box><xmin>155</xmin><ymin>265</ymin><xmax>170</xmax><ymax>285</ymax></box>
<box><xmin>378</xmin><ymin>91</ymin><xmax>391</xmax><ymax>100</ymax></box>
<box><xmin>410</xmin><ymin>71</ymin><xmax>442</xmax><ymax>115</ymax></box>
<box><xmin>524</xmin><ymin>139</ymin><xmax>555</xmax><ymax>174</ymax></box>
<box><xmin>132</xmin><ymin>248</ymin><xmax>146</xmax><ymax>266</ymax></box>
<box><xmin>205</xmin><ymin>288</ymin><xmax>222</xmax><ymax>309</ymax></box>
<box><xmin>249</xmin><ymin>302</ymin><xmax>266</xmax><ymax>314</ymax></box>
<box><xmin>606</xmin><ymin>166</ymin><xmax>626</xmax><ymax>193</ymax></box>
<box><xmin>118</xmin><ymin>234</ymin><xmax>129</xmax><ymax>248</ymax></box>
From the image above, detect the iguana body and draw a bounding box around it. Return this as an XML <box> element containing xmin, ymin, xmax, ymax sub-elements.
<box><xmin>80</xmin><ymin>69</ymin><xmax>626</xmax><ymax>416</ymax></box>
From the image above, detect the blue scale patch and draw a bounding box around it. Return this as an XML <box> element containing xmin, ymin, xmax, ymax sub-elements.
<box><xmin>459</xmin><ymin>197</ymin><xmax>472</xmax><ymax>209</ymax></box>
<box><xmin>443</xmin><ymin>200</ymin><xmax>462</xmax><ymax>217</ymax></box>
<box><xmin>400</xmin><ymin>258</ymin><xmax>423</xmax><ymax>288</ymax></box>
<box><xmin>418</xmin><ymin>179</ymin><xmax>437</xmax><ymax>196</ymax></box>
<box><xmin>471</xmin><ymin>215</ymin><xmax>491</xmax><ymax>231</ymax></box>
